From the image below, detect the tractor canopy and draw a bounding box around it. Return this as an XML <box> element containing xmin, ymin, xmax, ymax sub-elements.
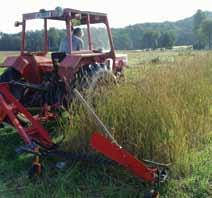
<box><xmin>18</xmin><ymin>7</ymin><xmax>115</xmax><ymax>56</ymax></box>
<box><xmin>23</xmin><ymin>7</ymin><xmax>108</xmax><ymax>24</ymax></box>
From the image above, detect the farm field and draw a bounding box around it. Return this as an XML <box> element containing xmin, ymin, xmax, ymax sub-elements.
<box><xmin>0</xmin><ymin>50</ymin><xmax>211</xmax><ymax>197</ymax></box>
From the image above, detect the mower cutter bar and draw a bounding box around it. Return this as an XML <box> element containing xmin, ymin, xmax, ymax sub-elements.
<box><xmin>90</xmin><ymin>132</ymin><xmax>158</xmax><ymax>183</ymax></box>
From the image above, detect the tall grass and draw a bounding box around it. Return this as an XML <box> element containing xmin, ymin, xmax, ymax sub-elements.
<box><xmin>62</xmin><ymin>52</ymin><xmax>212</xmax><ymax>177</ymax></box>
<box><xmin>0</xmin><ymin>51</ymin><xmax>211</xmax><ymax>197</ymax></box>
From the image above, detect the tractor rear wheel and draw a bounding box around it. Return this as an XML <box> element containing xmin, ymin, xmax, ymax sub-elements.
<box><xmin>83</xmin><ymin>63</ymin><xmax>116</xmax><ymax>88</ymax></box>
<box><xmin>71</xmin><ymin>63</ymin><xmax>116</xmax><ymax>102</ymax></box>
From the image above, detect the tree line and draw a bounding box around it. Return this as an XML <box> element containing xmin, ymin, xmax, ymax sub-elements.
<box><xmin>193</xmin><ymin>10</ymin><xmax>212</xmax><ymax>49</ymax></box>
<box><xmin>0</xmin><ymin>28</ymin><xmax>176</xmax><ymax>51</ymax></box>
<box><xmin>0</xmin><ymin>10</ymin><xmax>211</xmax><ymax>51</ymax></box>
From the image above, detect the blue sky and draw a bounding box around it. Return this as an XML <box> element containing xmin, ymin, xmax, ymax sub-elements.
<box><xmin>0</xmin><ymin>0</ymin><xmax>211</xmax><ymax>33</ymax></box>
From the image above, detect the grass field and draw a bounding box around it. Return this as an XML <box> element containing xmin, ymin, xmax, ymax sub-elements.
<box><xmin>0</xmin><ymin>50</ymin><xmax>211</xmax><ymax>197</ymax></box>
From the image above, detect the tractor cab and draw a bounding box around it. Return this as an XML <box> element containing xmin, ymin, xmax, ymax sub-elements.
<box><xmin>3</xmin><ymin>7</ymin><xmax>127</xmax><ymax>83</ymax></box>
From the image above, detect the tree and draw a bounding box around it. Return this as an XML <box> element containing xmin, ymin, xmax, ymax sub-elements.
<box><xmin>141</xmin><ymin>30</ymin><xmax>160</xmax><ymax>49</ymax></box>
<box><xmin>193</xmin><ymin>9</ymin><xmax>206</xmax><ymax>32</ymax></box>
<box><xmin>193</xmin><ymin>9</ymin><xmax>207</xmax><ymax>49</ymax></box>
<box><xmin>25</xmin><ymin>31</ymin><xmax>43</xmax><ymax>51</ymax></box>
<box><xmin>127</xmin><ymin>25</ymin><xmax>144</xmax><ymax>49</ymax></box>
<box><xmin>112</xmin><ymin>29</ymin><xmax>133</xmax><ymax>50</ymax></box>
<box><xmin>158</xmin><ymin>32</ymin><xmax>175</xmax><ymax>49</ymax></box>
<box><xmin>0</xmin><ymin>33</ymin><xmax>20</xmax><ymax>50</ymax></box>
<box><xmin>48</xmin><ymin>27</ymin><xmax>60</xmax><ymax>51</ymax></box>
<box><xmin>201</xmin><ymin>19</ymin><xmax>212</xmax><ymax>49</ymax></box>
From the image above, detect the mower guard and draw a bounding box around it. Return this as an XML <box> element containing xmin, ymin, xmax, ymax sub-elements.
<box><xmin>90</xmin><ymin>132</ymin><xmax>158</xmax><ymax>183</ymax></box>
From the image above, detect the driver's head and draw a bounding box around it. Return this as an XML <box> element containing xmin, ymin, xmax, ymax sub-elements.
<box><xmin>73</xmin><ymin>28</ymin><xmax>83</xmax><ymax>38</ymax></box>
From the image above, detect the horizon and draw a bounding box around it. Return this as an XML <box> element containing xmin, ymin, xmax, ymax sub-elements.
<box><xmin>0</xmin><ymin>0</ymin><xmax>211</xmax><ymax>33</ymax></box>
<box><xmin>1</xmin><ymin>11</ymin><xmax>210</xmax><ymax>35</ymax></box>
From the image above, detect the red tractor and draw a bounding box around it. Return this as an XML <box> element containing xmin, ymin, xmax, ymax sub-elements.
<box><xmin>0</xmin><ymin>7</ymin><xmax>167</xmax><ymax>196</ymax></box>
<box><xmin>2</xmin><ymin>7</ymin><xmax>127</xmax><ymax>105</ymax></box>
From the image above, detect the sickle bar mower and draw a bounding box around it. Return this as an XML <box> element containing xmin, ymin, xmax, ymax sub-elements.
<box><xmin>0</xmin><ymin>83</ymin><xmax>167</xmax><ymax>185</ymax></box>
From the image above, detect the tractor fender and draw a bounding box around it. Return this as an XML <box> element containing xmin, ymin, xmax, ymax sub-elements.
<box><xmin>3</xmin><ymin>56</ymin><xmax>29</xmax><ymax>74</ymax></box>
<box><xmin>59</xmin><ymin>54</ymin><xmax>107</xmax><ymax>81</ymax></box>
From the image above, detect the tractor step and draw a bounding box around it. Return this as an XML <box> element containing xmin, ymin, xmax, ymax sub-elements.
<box><xmin>15</xmin><ymin>142</ymin><xmax>39</xmax><ymax>155</ymax></box>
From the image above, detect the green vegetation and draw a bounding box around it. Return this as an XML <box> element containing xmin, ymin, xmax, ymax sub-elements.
<box><xmin>201</xmin><ymin>19</ymin><xmax>212</xmax><ymax>48</ymax></box>
<box><xmin>0</xmin><ymin>51</ymin><xmax>211</xmax><ymax>197</ymax></box>
<box><xmin>64</xmin><ymin>51</ymin><xmax>212</xmax><ymax>173</ymax></box>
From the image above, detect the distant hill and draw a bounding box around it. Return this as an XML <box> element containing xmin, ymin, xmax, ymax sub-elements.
<box><xmin>111</xmin><ymin>11</ymin><xmax>212</xmax><ymax>49</ymax></box>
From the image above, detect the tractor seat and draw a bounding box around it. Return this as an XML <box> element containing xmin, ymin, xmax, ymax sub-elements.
<box><xmin>51</xmin><ymin>52</ymin><xmax>66</xmax><ymax>64</ymax></box>
<box><xmin>51</xmin><ymin>52</ymin><xmax>66</xmax><ymax>73</ymax></box>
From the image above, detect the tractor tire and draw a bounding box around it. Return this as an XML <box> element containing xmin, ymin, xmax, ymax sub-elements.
<box><xmin>76</xmin><ymin>63</ymin><xmax>117</xmax><ymax>103</ymax></box>
<box><xmin>144</xmin><ymin>189</ymin><xmax>160</xmax><ymax>198</ymax></box>
<box><xmin>81</xmin><ymin>63</ymin><xmax>116</xmax><ymax>92</ymax></box>
<box><xmin>67</xmin><ymin>63</ymin><xmax>116</xmax><ymax>103</ymax></box>
<box><xmin>0</xmin><ymin>67</ymin><xmax>21</xmax><ymax>83</ymax></box>
<box><xmin>0</xmin><ymin>68</ymin><xmax>24</xmax><ymax>99</ymax></box>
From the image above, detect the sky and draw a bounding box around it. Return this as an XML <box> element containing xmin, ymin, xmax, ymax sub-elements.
<box><xmin>0</xmin><ymin>0</ymin><xmax>211</xmax><ymax>33</ymax></box>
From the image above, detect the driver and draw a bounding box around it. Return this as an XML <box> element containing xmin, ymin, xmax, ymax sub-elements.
<box><xmin>59</xmin><ymin>27</ymin><xmax>84</xmax><ymax>53</ymax></box>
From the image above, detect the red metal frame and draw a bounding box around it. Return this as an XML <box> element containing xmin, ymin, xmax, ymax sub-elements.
<box><xmin>44</xmin><ymin>19</ymin><xmax>48</xmax><ymax>53</ymax></box>
<box><xmin>90</xmin><ymin>132</ymin><xmax>158</xmax><ymax>183</ymax></box>
<box><xmin>0</xmin><ymin>83</ymin><xmax>54</xmax><ymax>148</ymax></box>
<box><xmin>21</xmin><ymin>20</ymin><xmax>26</xmax><ymax>55</ymax></box>
<box><xmin>66</xmin><ymin>16</ymin><xmax>72</xmax><ymax>54</ymax></box>
<box><xmin>87</xmin><ymin>14</ymin><xmax>92</xmax><ymax>50</ymax></box>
